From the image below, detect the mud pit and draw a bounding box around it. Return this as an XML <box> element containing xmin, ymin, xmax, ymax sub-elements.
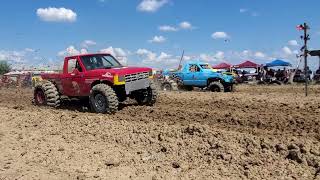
<box><xmin>0</xmin><ymin>85</ymin><xmax>320</xmax><ymax>179</ymax></box>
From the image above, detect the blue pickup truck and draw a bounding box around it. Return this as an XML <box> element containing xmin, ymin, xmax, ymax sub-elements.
<box><xmin>160</xmin><ymin>61</ymin><xmax>234</xmax><ymax>92</ymax></box>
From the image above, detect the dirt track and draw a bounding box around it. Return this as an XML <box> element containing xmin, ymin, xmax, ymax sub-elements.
<box><xmin>0</xmin><ymin>85</ymin><xmax>320</xmax><ymax>179</ymax></box>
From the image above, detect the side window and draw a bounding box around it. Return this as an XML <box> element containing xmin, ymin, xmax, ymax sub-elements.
<box><xmin>67</xmin><ymin>59</ymin><xmax>77</xmax><ymax>73</ymax></box>
<box><xmin>189</xmin><ymin>64</ymin><xmax>200</xmax><ymax>72</ymax></box>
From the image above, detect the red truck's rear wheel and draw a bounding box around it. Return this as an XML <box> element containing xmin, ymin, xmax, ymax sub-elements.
<box><xmin>33</xmin><ymin>81</ymin><xmax>61</xmax><ymax>107</ymax></box>
<box><xmin>89</xmin><ymin>84</ymin><xmax>119</xmax><ymax>114</ymax></box>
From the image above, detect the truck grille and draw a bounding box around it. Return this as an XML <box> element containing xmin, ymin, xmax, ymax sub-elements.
<box><xmin>125</xmin><ymin>72</ymin><xmax>149</xmax><ymax>82</ymax></box>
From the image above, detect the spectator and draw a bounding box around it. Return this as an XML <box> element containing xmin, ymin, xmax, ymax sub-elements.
<box><xmin>306</xmin><ymin>66</ymin><xmax>312</xmax><ymax>80</ymax></box>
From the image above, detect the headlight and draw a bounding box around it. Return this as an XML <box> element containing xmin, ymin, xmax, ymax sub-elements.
<box><xmin>149</xmin><ymin>70</ymin><xmax>153</xmax><ymax>78</ymax></box>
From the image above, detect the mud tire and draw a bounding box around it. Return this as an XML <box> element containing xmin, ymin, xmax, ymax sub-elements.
<box><xmin>135</xmin><ymin>81</ymin><xmax>158</xmax><ymax>106</ymax></box>
<box><xmin>89</xmin><ymin>84</ymin><xmax>119</xmax><ymax>114</ymax></box>
<box><xmin>34</xmin><ymin>81</ymin><xmax>61</xmax><ymax>107</ymax></box>
<box><xmin>208</xmin><ymin>81</ymin><xmax>225</xmax><ymax>92</ymax></box>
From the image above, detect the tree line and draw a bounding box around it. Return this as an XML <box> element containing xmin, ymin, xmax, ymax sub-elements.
<box><xmin>0</xmin><ymin>61</ymin><xmax>11</xmax><ymax>75</ymax></box>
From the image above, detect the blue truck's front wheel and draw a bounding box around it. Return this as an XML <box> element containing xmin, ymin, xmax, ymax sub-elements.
<box><xmin>208</xmin><ymin>81</ymin><xmax>224</xmax><ymax>92</ymax></box>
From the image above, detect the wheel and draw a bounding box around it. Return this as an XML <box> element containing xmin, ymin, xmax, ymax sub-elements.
<box><xmin>225</xmin><ymin>84</ymin><xmax>235</xmax><ymax>92</ymax></box>
<box><xmin>161</xmin><ymin>82</ymin><xmax>172</xmax><ymax>91</ymax></box>
<box><xmin>134</xmin><ymin>81</ymin><xmax>158</xmax><ymax>106</ymax></box>
<box><xmin>89</xmin><ymin>84</ymin><xmax>119</xmax><ymax>114</ymax></box>
<box><xmin>208</xmin><ymin>81</ymin><xmax>224</xmax><ymax>92</ymax></box>
<box><xmin>33</xmin><ymin>81</ymin><xmax>61</xmax><ymax>107</ymax></box>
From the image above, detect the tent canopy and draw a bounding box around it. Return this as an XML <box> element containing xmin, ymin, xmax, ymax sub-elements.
<box><xmin>265</xmin><ymin>59</ymin><xmax>292</xmax><ymax>67</ymax></box>
<box><xmin>212</xmin><ymin>62</ymin><xmax>232</xmax><ymax>69</ymax></box>
<box><xmin>234</xmin><ymin>60</ymin><xmax>259</xmax><ymax>68</ymax></box>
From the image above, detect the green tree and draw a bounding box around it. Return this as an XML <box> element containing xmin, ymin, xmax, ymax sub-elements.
<box><xmin>0</xmin><ymin>61</ymin><xmax>11</xmax><ymax>75</ymax></box>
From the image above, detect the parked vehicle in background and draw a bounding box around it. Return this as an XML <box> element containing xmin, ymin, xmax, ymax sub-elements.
<box><xmin>33</xmin><ymin>53</ymin><xmax>157</xmax><ymax>114</ymax></box>
<box><xmin>159</xmin><ymin>61</ymin><xmax>234</xmax><ymax>92</ymax></box>
<box><xmin>314</xmin><ymin>69</ymin><xmax>320</xmax><ymax>83</ymax></box>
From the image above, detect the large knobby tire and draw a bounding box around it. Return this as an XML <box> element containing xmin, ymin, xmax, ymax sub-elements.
<box><xmin>89</xmin><ymin>84</ymin><xmax>119</xmax><ymax>114</ymax></box>
<box><xmin>135</xmin><ymin>81</ymin><xmax>158</xmax><ymax>106</ymax></box>
<box><xmin>208</xmin><ymin>81</ymin><xmax>224</xmax><ymax>92</ymax></box>
<box><xmin>34</xmin><ymin>81</ymin><xmax>61</xmax><ymax>107</ymax></box>
<box><xmin>161</xmin><ymin>82</ymin><xmax>172</xmax><ymax>91</ymax></box>
<box><xmin>225</xmin><ymin>84</ymin><xmax>235</xmax><ymax>92</ymax></box>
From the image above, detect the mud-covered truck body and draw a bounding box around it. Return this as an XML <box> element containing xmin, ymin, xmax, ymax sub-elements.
<box><xmin>34</xmin><ymin>53</ymin><xmax>157</xmax><ymax>113</ymax></box>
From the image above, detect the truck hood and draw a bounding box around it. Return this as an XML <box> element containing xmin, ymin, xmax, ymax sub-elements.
<box><xmin>202</xmin><ymin>69</ymin><xmax>234</xmax><ymax>83</ymax></box>
<box><xmin>87</xmin><ymin>66</ymin><xmax>151</xmax><ymax>76</ymax></box>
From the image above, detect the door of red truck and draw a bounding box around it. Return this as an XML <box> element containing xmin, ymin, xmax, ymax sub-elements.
<box><xmin>61</xmin><ymin>57</ymin><xmax>85</xmax><ymax>96</ymax></box>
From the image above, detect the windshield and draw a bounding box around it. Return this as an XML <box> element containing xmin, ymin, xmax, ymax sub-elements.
<box><xmin>200</xmin><ymin>64</ymin><xmax>211</xmax><ymax>69</ymax></box>
<box><xmin>81</xmin><ymin>55</ymin><xmax>122</xmax><ymax>71</ymax></box>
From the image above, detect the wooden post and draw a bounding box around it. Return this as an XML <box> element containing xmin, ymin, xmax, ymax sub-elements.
<box><xmin>302</xmin><ymin>23</ymin><xmax>309</xmax><ymax>96</ymax></box>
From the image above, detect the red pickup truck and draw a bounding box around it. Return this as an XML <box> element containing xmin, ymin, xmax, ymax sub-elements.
<box><xmin>34</xmin><ymin>53</ymin><xmax>157</xmax><ymax>113</ymax></box>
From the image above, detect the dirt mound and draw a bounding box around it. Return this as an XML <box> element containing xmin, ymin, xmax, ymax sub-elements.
<box><xmin>0</xmin><ymin>85</ymin><xmax>320</xmax><ymax>179</ymax></box>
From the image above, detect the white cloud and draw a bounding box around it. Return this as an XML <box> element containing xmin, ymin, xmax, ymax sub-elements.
<box><xmin>81</xmin><ymin>40</ymin><xmax>97</xmax><ymax>48</ymax></box>
<box><xmin>199</xmin><ymin>51</ymin><xmax>224</xmax><ymax>62</ymax></box>
<box><xmin>0</xmin><ymin>51</ymin><xmax>19</xmax><ymax>62</ymax></box>
<box><xmin>100</xmin><ymin>47</ymin><xmax>128</xmax><ymax>64</ymax></box>
<box><xmin>36</xmin><ymin>7</ymin><xmax>77</xmax><ymax>22</ymax></box>
<box><xmin>179</xmin><ymin>21</ymin><xmax>193</xmax><ymax>30</ymax></box>
<box><xmin>58</xmin><ymin>46</ymin><xmax>80</xmax><ymax>56</ymax></box>
<box><xmin>215</xmin><ymin>51</ymin><xmax>225</xmax><ymax>60</ymax></box>
<box><xmin>288</xmin><ymin>40</ymin><xmax>299</xmax><ymax>46</ymax></box>
<box><xmin>183</xmin><ymin>55</ymin><xmax>192</xmax><ymax>61</ymax></box>
<box><xmin>282</xmin><ymin>46</ymin><xmax>293</xmax><ymax>55</ymax></box>
<box><xmin>240</xmin><ymin>8</ymin><xmax>248</xmax><ymax>13</ymax></box>
<box><xmin>159</xmin><ymin>25</ymin><xmax>178</xmax><ymax>32</ymax></box>
<box><xmin>251</xmin><ymin>12</ymin><xmax>259</xmax><ymax>17</ymax></box>
<box><xmin>158</xmin><ymin>52</ymin><xmax>172</xmax><ymax>60</ymax></box>
<box><xmin>137</xmin><ymin>0</ymin><xmax>168</xmax><ymax>12</ymax></box>
<box><xmin>80</xmin><ymin>49</ymin><xmax>88</xmax><ymax>54</ymax></box>
<box><xmin>0</xmin><ymin>49</ymin><xmax>37</xmax><ymax>63</ymax></box>
<box><xmin>293</xmin><ymin>50</ymin><xmax>299</xmax><ymax>55</ymax></box>
<box><xmin>148</xmin><ymin>35</ymin><xmax>166</xmax><ymax>43</ymax></box>
<box><xmin>240</xmin><ymin>8</ymin><xmax>260</xmax><ymax>17</ymax></box>
<box><xmin>211</xmin><ymin>32</ymin><xmax>229</xmax><ymax>39</ymax></box>
<box><xmin>254</xmin><ymin>51</ymin><xmax>266</xmax><ymax>58</ymax></box>
<box><xmin>136</xmin><ymin>49</ymin><xmax>179</xmax><ymax>67</ymax></box>
<box><xmin>199</xmin><ymin>54</ymin><xmax>213</xmax><ymax>62</ymax></box>
<box><xmin>136</xmin><ymin>49</ymin><xmax>157</xmax><ymax>61</ymax></box>
<box><xmin>24</xmin><ymin>48</ymin><xmax>35</xmax><ymax>52</ymax></box>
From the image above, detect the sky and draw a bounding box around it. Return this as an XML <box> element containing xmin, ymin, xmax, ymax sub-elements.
<box><xmin>0</xmin><ymin>0</ymin><xmax>320</xmax><ymax>70</ymax></box>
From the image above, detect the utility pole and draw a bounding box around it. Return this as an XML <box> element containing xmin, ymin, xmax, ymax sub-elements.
<box><xmin>297</xmin><ymin>23</ymin><xmax>310</xmax><ymax>96</ymax></box>
<box><xmin>178</xmin><ymin>50</ymin><xmax>184</xmax><ymax>70</ymax></box>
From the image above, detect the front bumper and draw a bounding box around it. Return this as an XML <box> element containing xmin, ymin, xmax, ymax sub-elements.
<box><xmin>125</xmin><ymin>79</ymin><xmax>151</xmax><ymax>95</ymax></box>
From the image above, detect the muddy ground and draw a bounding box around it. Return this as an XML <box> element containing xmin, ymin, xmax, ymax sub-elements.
<box><xmin>0</xmin><ymin>85</ymin><xmax>320</xmax><ymax>179</ymax></box>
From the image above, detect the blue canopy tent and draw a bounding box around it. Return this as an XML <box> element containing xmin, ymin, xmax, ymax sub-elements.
<box><xmin>265</xmin><ymin>59</ymin><xmax>292</xmax><ymax>67</ymax></box>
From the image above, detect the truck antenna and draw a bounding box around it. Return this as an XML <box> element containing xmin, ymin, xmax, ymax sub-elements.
<box><xmin>178</xmin><ymin>50</ymin><xmax>184</xmax><ymax>70</ymax></box>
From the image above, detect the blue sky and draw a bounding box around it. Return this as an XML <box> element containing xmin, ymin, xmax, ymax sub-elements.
<box><xmin>0</xmin><ymin>0</ymin><xmax>320</xmax><ymax>69</ymax></box>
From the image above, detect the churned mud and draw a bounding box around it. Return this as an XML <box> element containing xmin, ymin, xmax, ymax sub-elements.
<box><xmin>0</xmin><ymin>85</ymin><xmax>320</xmax><ymax>179</ymax></box>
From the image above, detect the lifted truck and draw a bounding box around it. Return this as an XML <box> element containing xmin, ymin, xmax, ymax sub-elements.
<box><xmin>161</xmin><ymin>61</ymin><xmax>234</xmax><ymax>92</ymax></box>
<box><xmin>34</xmin><ymin>53</ymin><xmax>157</xmax><ymax>114</ymax></box>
